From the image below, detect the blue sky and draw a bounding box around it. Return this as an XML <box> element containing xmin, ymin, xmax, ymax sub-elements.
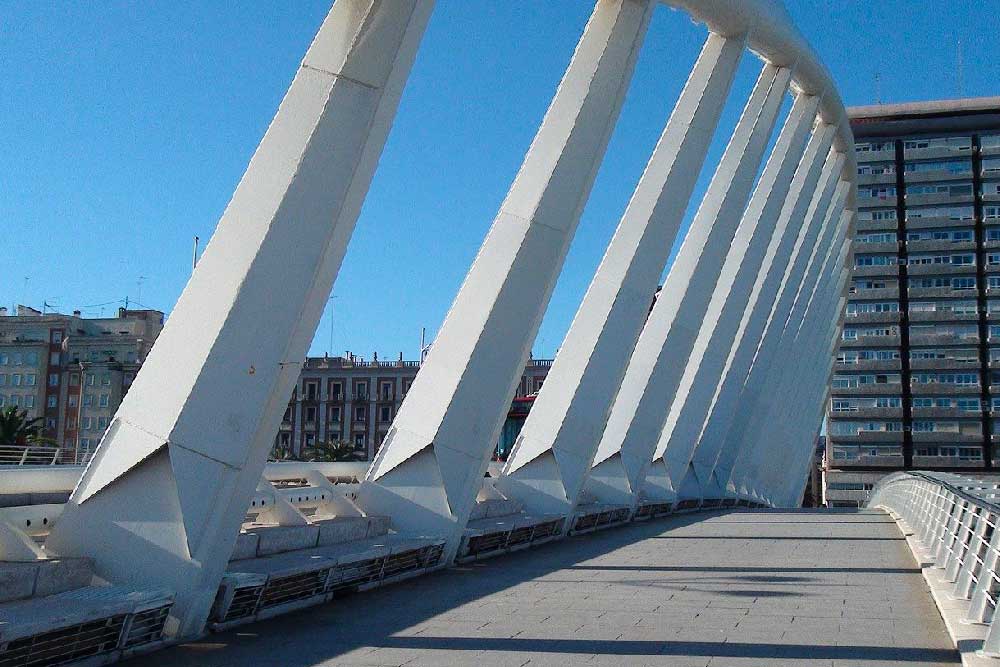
<box><xmin>2</xmin><ymin>1</ymin><xmax>997</xmax><ymax>360</ymax></box>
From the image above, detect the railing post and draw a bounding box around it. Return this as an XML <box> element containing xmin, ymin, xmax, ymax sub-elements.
<box><xmin>954</xmin><ymin>508</ymin><xmax>991</xmax><ymax>600</ymax></box>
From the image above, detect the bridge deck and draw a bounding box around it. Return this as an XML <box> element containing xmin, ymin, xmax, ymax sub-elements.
<box><xmin>134</xmin><ymin>509</ymin><xmax>959</xmax><ymax>667</ymax></box>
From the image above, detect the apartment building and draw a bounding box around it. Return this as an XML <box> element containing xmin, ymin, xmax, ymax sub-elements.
<box><xmin>276</xmin><ymin>354</ymin><xmax>552</xmax><ymax>461</ymax></box>
<box><xmin>826</xmin><ymin>97</ymin><xmax>1000</xmax><ymax>506</ymax></box>
<box><xmin>0</xmin><ymin>306</ymin><xmax>164</xmax><ymax>462</ymax></box>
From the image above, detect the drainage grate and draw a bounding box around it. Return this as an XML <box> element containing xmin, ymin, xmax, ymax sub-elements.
<box><xmin>573</xmin><ymin>513</ymin><xmax>598</xmax><ymax>532</ymax></box>
<box><xmin>259</xmin><ymin>569</ymin><xmax>330</xmax><ymax>609</ymax></box>
<box><xmin>506</xmin><ymin>526</ymin><xmax>534</xmax><ymax>547</ymax></box>
<box><xmin>531</xmin><ymin>519</ymin><xmax>563</xmax><ymax>541</ymax></box>
<box><xmin>466</xmin><ymin>530</ymin><xmax>510</xmax><ymax>557</ymax></box>
<box><xmin>0</xmin><ymin>614</ymin><xmax>127</xmax><ymax>667</ymax></box>
<box><xmin>329</xmin><ymin>556</ymin><xmax>385</xmax><ymax>592</ymax></box>
<box><xmin>382</xmin><ymin>548</ymin><xmax>424</xmax><ymax>579</ymax></box>
<box><xmin>122</xmin><ymin>604</ymin><xmax>171</xmax><ymax>648</ymax></box>
<box><xmin>423</xmin><ymin>544</ymin><xmax>445</xmax><ymax>568</ymax></box>
<box><xmin>223</xmin><ymin>584</ymin><xmax>264</xmax><ymax>622</ymax></box>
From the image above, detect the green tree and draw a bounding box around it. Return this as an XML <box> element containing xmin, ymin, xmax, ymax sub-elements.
<box><xmin>300</xmin><ymin>439</ymin><xmax>358</xmax><ymax>463</ymax></box>
<box><xmin>0</xmin><ymin>407</ymin><xmax>57</xmax><ymax>463</ymax></box>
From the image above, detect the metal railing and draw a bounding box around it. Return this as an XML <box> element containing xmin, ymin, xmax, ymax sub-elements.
<box><xmin>868</xmin><ymin>471</ymin><xmax>1000</xmax><ymax>657</ymax></box>
<box><xmin>0</xmin><ymin>445</ymin><xmax>95</xmax><ymax>467</ymax></box>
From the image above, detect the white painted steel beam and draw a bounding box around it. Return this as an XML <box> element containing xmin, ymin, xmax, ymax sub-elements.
<box><xmin>587</xmin><ymin>63</ymin><xmax>790</xmax><ymax>507</ymax></box>
<box><xmin>650</xmin><ymin>101</ymin><xmax>826</xmax><ymax>501</ymax></box>
<box><xmin>357</xmin><ymin>0</ymin><xmax>653</xmax><ymax>560</ymax></box>
<box><xmin>703</xmin><ymin>155</ymin><xmax>847</xmax><ymax>494</ymax></box>
<box><xmin>736</xmin><ymin>212</ymin><xmax>851</xmax><ymax>501</ymax></box>
<box><xmin>732</xmin><ymin>203</ymin><xmax>850</xmax><ymax>499</ymax></box>
<box><xmin>44</xmin><ymin>0</ymin><xmax>435</xmax><ymax>637</ymax></box>
<box><xmin>495</xmin><ymin>33</ymin><xmax>744</xmax><ymax>518</ymax></box>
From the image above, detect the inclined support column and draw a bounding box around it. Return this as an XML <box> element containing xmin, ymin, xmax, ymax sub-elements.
<box><xmin>357</xmin><ymin>0</ymin><xmax>652</xmax><ymax>561</ymax></box>
<box><xmin>650</xmin><ymin>111</ymin><xmax>831</xmax><ymax>501</ymax></box>
<box><xmin>704</xmin><ymin>156</ymin><xmax>847</xmax><ymax>493</ymax></box>
<box><xmin>46</xmin><ymin>0</ymin><xmax>435</xmax><ymax>637</ymax></box>
<box><xmin>586</xmin><ymin>63</ymin><xmax>791</xmax><ymax>506</ymax></box>
<box><xmin>496</xmin><ymin>33</ymin><xmax>745</xmax><ymax>518</ymax></box>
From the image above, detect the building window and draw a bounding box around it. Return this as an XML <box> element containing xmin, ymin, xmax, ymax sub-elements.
<box><xmin>379</xmin><ymin>406</ymin><xmax>392</xmax><ymax>423</ymax></box>
<box><xmin>305</xmin><ymin>406</ymin><xmax>317</xmax><ymax>423</ymax></box>
<box><xmin>69</xmin><ymin>373</ymin><xmax>80</xmax><ymax>386</ymax></box>
<box><xmin>25</xmin><ymin>374</ymin><xmax>36</xmax><ymax>386</ymax></box>
<box><xmin>83</xmin><ymin>394</ymin><xmax>94</xmax><ymax>407</ymax></box>
<box><xmin>355</xmin><ymin>406</ymin><xmax>367</xmax><ymax>422</ymax></box>
<box><xmin>49</xmin><ymin>352</ymin><xmax>60</xmax><ymax>366</ymax></box>
<box><xmin>85</xmin><ymin>374</ymin><xmax>95</xmax><ymax>386</ymax></box>
<box><xmin>50</xmin><ymin>331</ymin><xmax>62</xmax><ymax>344</ymax></box>
<box><xmin>24</xmin><ymin>396</ymin><xmax>34</xmax><ymax>408</ymax></box>
<box><xmin>68</xmin><ymin>395</ymin><xmax>78</xmax><ymax>408</ymax></box>
<box><xmin>101</xmin><ymin>374</ymin><xmax>111</xmax><ymax>386</ymax></box>
<box><xmin>330</xmin><ymin>381</ymin><xmax>343</xmax><ymax>400</ymax></box>
<box><xmin>330</xmin><ymin>406</ymin><xmax>341</xmax><ymax>423</ymax></box>
<box><xmin>11</xmin><ymin>374</ymin><xmax>21</xmax><ymax>387</ymax></box>
<box><xmin>304</xmin><ymin>380</ymin><xmax>318</xmax><ymax>401</ymax></box>
<box><xmin>82</xmin><ymin>417</ymin><xmax>92</xmax><ymax>430</ymax></box>
<box><xmin>380</xmin><ymin>381</ymin><xmax>392</xmax><ymax>401</ymax></box>
<box><xmin>354</xmin><ymin>433</ymin><xmax>366</xmax><ymax>449</ymax></box>
<box><xmin>355</xmin><ymin>382</ymin><xmax>369</xmax><ymax>400</ymax></box>
<box><xmin>99</xmin><ymin>394</ymin><xmax>110</xmax><ymax>408</ymax></box>
<box><xmin>48</xmin><ymin>373</ymin><xmax>59</xmax><ymax>387</ymax></box>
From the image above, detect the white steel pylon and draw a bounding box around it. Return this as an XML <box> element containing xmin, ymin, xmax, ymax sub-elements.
<box><xmin>357</xmin><ymin>0</ymin><xmax>653</xmax><ymax>561</ymax></box>
<box><xmin>495</xmin><ymin>33</ymin><xmax>744</xmax><ymax>519</ymax></box>
<box><xmin>587</xmin><ymin>63</ymin><xmax>790</xmax><ymax>507</ymax></box>
<box><xmin>45</xmin><ymin>0</ymin><xmax>435</xmax><ymax>636</ymax></box>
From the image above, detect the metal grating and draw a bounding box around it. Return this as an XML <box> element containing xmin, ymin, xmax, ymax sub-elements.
<box><xmin>530</xmin><ymin>519</ymin><xmax>563</xmax><ymax>541</ymax></box>
<box><xmin>122</xmin><ymin>604</ymin><xmax>171</xmax><ymax>648</ymax></box>
<box><xmin>0</xmin><ymin>614</ymin><xmax>126</xmax><ymax>667</ymax></box>
<box><xmin>222</xmin><ymin>585</ymin><xmax>264</xmax><ymax>622</ymax></box>
<box><xmin>423</xmin><ymin>544</ymin><xmax>444</xmax><ymax>568</ymax></box>
<box><xmin>466</xmin><ymin>530</ymin><xmax>510</xmax><ymax>557</ymax></box>
<box><xmin>506</xmin><ymin>526</ymin><xmax>534</xmax><ymax>547</ymax></box>
<box><xmin>382</xmin><ymin>548</ymin><xmax>424</xmax><ymax>579</ymax></box>
<box><xmin>573</xmin><ymin>513</ymin><xmax>598</xmax><ymax>532</ymax></box>
<box><xmin>259</xmin><ymin>569</ymin><xmax>330</xmax><ymax>609</ymax></box>
<box><xmin>329</xmin><ymin>557</ymin><xmax>385</xmax><ymax>592</ymax></box>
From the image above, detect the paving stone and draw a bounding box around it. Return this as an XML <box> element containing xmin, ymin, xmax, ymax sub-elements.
<box><xmin>125</xmin><ymin>509</ymin><xmax>960</xmax><ymax>667</ymax></box>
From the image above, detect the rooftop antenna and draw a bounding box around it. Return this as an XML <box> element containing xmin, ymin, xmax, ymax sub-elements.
<box><xmin>419</xmin><ymin>327</ymin><xmax>432</xmax><ymax>365</ymax></box>
<box><xmin>136</xmin><ymin>276</ymin><xmax>147</xmax><ymax>308</ymax></box>
<box><xmin>192</xmin><ymin>236</ymin><xmax>200</xmax><ymax>273</ymax></box>
<box><xmin>874</xmin><ymin>71</ymin><xmax>882</xmax><ymax>105</ymax></box>
<box><xmin>957</xmin><ymin>38</ymin><xmax>965</xmax><ymax>97</ymax></box>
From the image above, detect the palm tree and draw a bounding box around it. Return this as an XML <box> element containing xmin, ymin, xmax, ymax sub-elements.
<box><xmin>300</xmin><ymin>439</ymin><xmax>358</xmax><ymax>463</ymax></box>
<box><xmin>0</xmin><ymin>407</ymin><xmax>56</xmax><ymax>463</ymax></box>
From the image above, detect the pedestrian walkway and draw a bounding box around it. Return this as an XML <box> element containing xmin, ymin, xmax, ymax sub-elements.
<box><xmin>133</xmin><ymin>509</ymin><xmax>960</xmax><ymax>666</ymax></box>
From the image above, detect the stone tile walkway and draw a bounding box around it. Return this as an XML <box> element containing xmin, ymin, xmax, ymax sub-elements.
<box><xmin>133</xmin><ymin>509</ymin><xmax>960</xmax><ymax>666</ymax></box>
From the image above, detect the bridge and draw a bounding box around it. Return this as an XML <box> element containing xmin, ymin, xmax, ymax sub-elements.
<box><xmin>0</xmin><ymin>1</ymin><xmax>991</xmax><ymax>666</ymax></box>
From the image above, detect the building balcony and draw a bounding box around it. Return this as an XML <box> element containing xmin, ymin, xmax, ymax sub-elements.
<box><xmin>840</xmin><ymin>335</ymin><xmax>901</xmax><ymax>348</ymax></box>
<box><xmin>829</xmin><ymin>431</ymin><xmax>905</xmax><ymax>444</ymax></box>
<box><xmin>986</xmin><ymin>311</ymin><xmax>1000</xmax><ymax>322</ymax></box>
<box><xmin>905</xmin><ymin>216</ymin><xmax>975</xmax><ymax>230</ymax></box>
<box><xmin>834</xmin><ymin>360</ymin><xmax>901</xmax><ymax>372</ymax></box>
<box><xmin>854</xmin><ymin>241</ymin><xmax>899</xmax><ymax>254</ymax></box>
<box><xmin>853</xmin><ymin>264</ymin><xmax>900</xmax><ymax>278</ymax></box>
<box><xmin>911</xmin><ymin>407</ymin><xmax>982</xmax><ymax>419</ymax></box>
<box><xmin>911</xmin><ymin>383</ymin><xmax>981</xmax><ymax>395</ymax></box>
<box><xmin>858</xmin><ymin>147</ymin><xmax>897</xmax><ymax>163</ymax></box>
<box><xmin>984</xmin><ymin>239</ymin><xmax>1000</xmax><ymax>251</ymax></box>
<box><xmin>908</xmin><ymin>311</ymin><xmax>979</xmax><ymax>324</ymax></box>
<box><xmin>905</xmin><ymin>192</ymin><xmax>973</xmax><ymax>207</ymax></box>
<box><xmin>982</xmin><ymin>193</ymin><xmax>1000</xmax><ymax>204</ymax></box>
<box><xmin>849</xmin><ymin>287</ymin><xmax>899</xmax><ymax>300</ymax></box>
<box><xmin>912</xmin><ymin>455</ymin><xmax>986</xmax><ymax>468</ymax></box>
<box><xmin>831</xmin><ymin>384</ymin><xmax>903</xmax><ymax>396</ymax></box>
<box><xmin>845</xmin><ymin>311</ymin><xmax>901</xmax><ymax>325</ymax></box>
<box><xmin>985</xmin><ymin>263</ymin><xmax>1000</xmax><ymax>275</ymax></box>
<box><xmin>982</xmin><ymin>142</ymin><xmax>1000</xmax><ymax>157</ymax></box>
<box><xmin>907</xmin><ymin>286</ymin><xmax>975</xmax><ymax>298</ymax></box>
<box><xmin>911</xmin><ymin>431</ymin><xmax>984</xmax><ymax>444</ymax></box>
<box><xmin>828</xmin><ymin>452</ymin><xmax>904</xmax><ymax>468</ymax></box>
<box><xmin>858</xmin><ymin>195</ymin><xmax>898</xmax><ymax>208</ymax></box>
<box><xmin>857</xmin><ymin>218</ymin><xmax>897</xmax><ymax>232</ymax></box>
<box><xmin>904</xmin><ymin>168</ymin><xmax>973</xmax><ymax>183</ymax></box>
<box><xmin>908</xmin><ymin>332</ymin><xmax>979</xmax><ymax>346</ymax></box>
<box><xmin>858</xmin><ymin>171</ymin><xmax>897</xmax><ymax>186</ymax></box>
<box><xmin>829</xmin><ymin>407</ymin><xmax>902</xmax><ymax>420</ymax></box>
<box><xmin>903</xmin><ymin>145</ymin><xmax>974</xmax><ymax>161</ymax></box>
<box><xmin>905</xmin><ymin>263</ymin><xmax>976</xmax><ymax>276</ymax></box>
<box><xmin>905</xmin><ymin>240</ymin><xmax>976</xmax><ymax>253</ymax></box>
<box><xmin>909</xmin><ymin>358</ymin><xmax>979</xmax><ymax>371</ymax></box>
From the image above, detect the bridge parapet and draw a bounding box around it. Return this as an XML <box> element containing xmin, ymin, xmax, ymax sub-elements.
<box><xmin>870</xmin><ymin>471</ymin><xmax>1000</xmax><ymax>662</ymax></box>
